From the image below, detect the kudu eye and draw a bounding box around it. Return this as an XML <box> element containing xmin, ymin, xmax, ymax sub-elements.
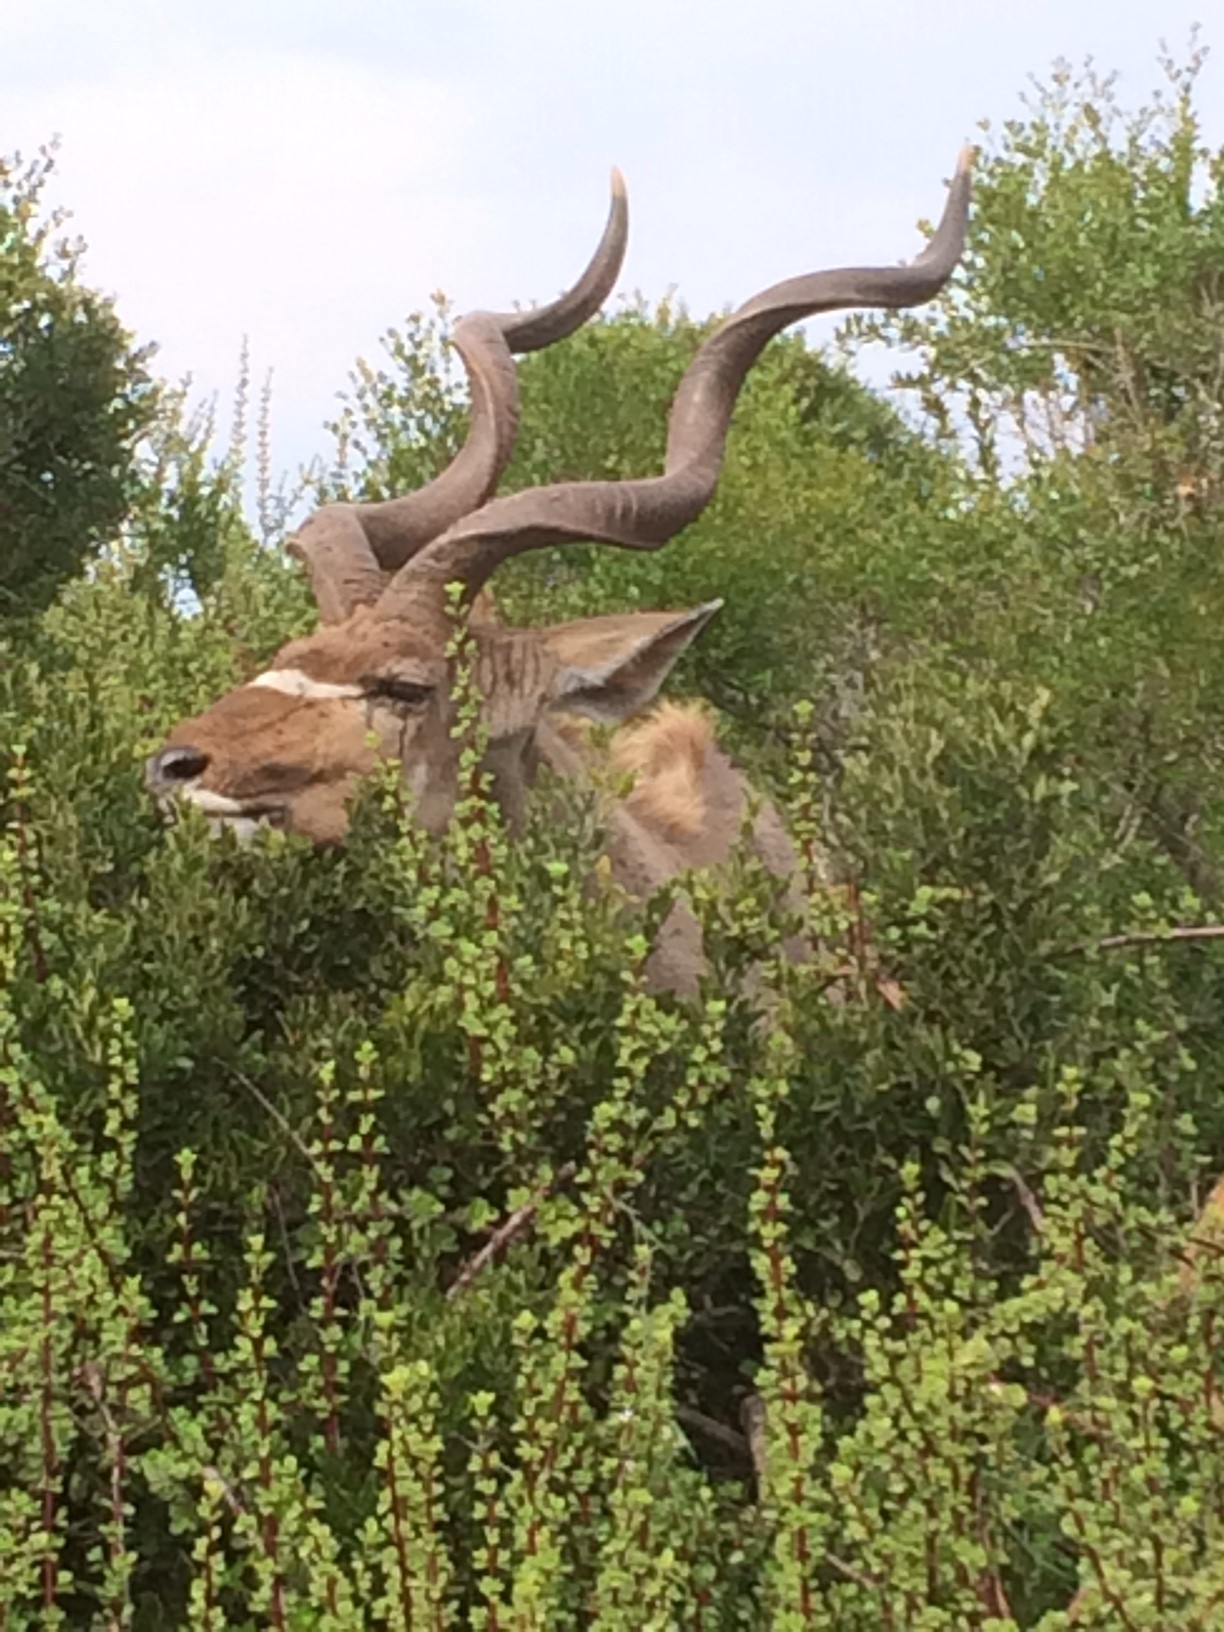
<box><xmin>147</xmin><ymin>745</ymin><xmax>210</xmax><ymax>787</ymax></box>
<box><xmin>368</xmin><ymin>677</ymin><xmax>434</xmax><ymax>709</ymax></box>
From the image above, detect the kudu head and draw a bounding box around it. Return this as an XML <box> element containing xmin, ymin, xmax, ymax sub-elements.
<box><xmin>147</xmin><ymin>154</ymin><xmax>971</xmax><ymax>844</ymax></box>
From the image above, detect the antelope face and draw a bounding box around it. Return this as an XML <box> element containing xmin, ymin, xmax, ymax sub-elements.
<box><xmin>146</xmin><ymin>610</ymin><xmax>457</xmax><ymax>844</ymax></box>
<box><xmin>146</xmin><ymin>602</ymin><xmax>726</xmax><ymax>845</ymax></box>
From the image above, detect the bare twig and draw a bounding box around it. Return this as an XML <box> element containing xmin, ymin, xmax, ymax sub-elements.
<box><xmin>445</xmin><ymin>1163</ymin><xmax>576</xmax><ymax>1300</ymax></box>
<box><xmin>825</xmin><ymin>1552</ymin><xmax>886</xmax><ymax>1593</ymax></box>
<box><xmin>81</xmin><ymin>1361</ymin><xmax>130</xmax><ymax>1623</ymax></box>
<box><xmin>1059</xmin><ymin>924</ymin><xmax>1224</xmax><ymax>957</ymax></box>
<box><xmin>674</xmin><ymin>1405</ymin><xmax>751</xmax><ymax>1462</ymax></box>
<box><xmin>267</xmin><ymin>1181</ymin><xmax>306</xmax><ymax>1313</ymax></box>
<box><xmin>219</xmin><ymin>1062</ymin><xmax>322</xmax><ymax>1175</ymax></box>
<box><xmin>1009</xmin><ymin>1168</ymin><xmax>1045</xmax><ymax>1235</ymax></box>
<box><xmin>201</xmin><ymin>1464</ymin><xmax>247</xmax><ymax>1518</ymax></box>
<box><xmin>739</xmin><ymin>1392</ymin><xmax>768</xmax><ymax>1488</ymax></box>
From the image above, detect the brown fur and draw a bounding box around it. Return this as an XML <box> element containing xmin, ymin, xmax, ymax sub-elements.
<box><xmin>530</xmin><ymin>703</ymin><xmax>807</xmax><ymax>996</ymax></box>
<box><xmin>610</xmin><ymin>702</ymin><xmax>714</xmax><ymax>841</ymax></box>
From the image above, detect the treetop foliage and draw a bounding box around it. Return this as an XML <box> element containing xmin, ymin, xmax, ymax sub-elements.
<box><xmin>0</xmin><ymin>144</ymin><xmax>156</xmax><ymax>624</ymax></box>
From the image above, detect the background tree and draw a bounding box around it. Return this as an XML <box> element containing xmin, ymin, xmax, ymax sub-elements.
<box><xmin>0</xmin><ymin>145</ymin><xmax>155</xmax><ymax>624</ymax></box>
<box><xmin>850</xmin><ymin>39</ymin><xmax>1224</xmax><ymax>917</ymax></box>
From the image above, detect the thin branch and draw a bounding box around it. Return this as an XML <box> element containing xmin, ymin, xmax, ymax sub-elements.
<box><xmin>1059</xmin><ymin>924</ymin><xmax>1224</xmax><ymax>957</ymax></box>
<box><xmin>739</xmin><ymin>1392</ymin><xmax>768</xmax><ymax>1488</ymax></box>
<box><xmin>1009</xmin><ymin>1168</ymin><xmax>1045</xmax><ymax>1235</ymax></box>
<box><xmin>1000</xmin><ymin>335</ymin><xmax>1117</xmax><ymax>359</ymax></box>
<box><xmin>267</xmin><ymin>1181</ymin><xmax>306</xmax><ymax>1313</ymax></box>
<box><xmin>445</xmin><ymin>1164</ymin><xmax>575</xmax><ymax>1301</ymax></box>
<box><xmin>825</xmin><ymin>1552</ymin><xmax>886</xmax><ymax>1593</ymax></box>
<box><xmin>10</xmin><ymin>796</ymin><xmax>48</xmax><ymax>984</ymax></box>
<box><xmin>219</xmin><ymin>1062</ymin><xmax>323</xmax><ymax>1176</ymax></box>
<box><xmin>674</xmin><ymin>1405</ymin><xmax>751</xmax><ymax>1462</ymax></box>
<box><xmin>201</xmin><ymin>1464</ymin><xmax>248</xmax><ymax>1518</ymax></box>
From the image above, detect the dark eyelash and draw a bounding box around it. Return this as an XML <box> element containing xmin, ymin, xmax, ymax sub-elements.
<box><xmin>368</xmin><ymin>677</ymin><xmax>434</xmax><ymax>708</ymax></box>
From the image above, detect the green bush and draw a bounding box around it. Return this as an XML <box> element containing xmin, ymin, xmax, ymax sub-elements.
<box><xmin>4</xmin><ymin>531</ymin><xmax>1224</xmax><ymax>1624</ymax></box>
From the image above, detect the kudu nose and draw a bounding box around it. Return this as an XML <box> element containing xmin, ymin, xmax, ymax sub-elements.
<box><xmin>146</xmin><ymin>745</ymin><xmax>211</xmax><ymax>790</ymax></box>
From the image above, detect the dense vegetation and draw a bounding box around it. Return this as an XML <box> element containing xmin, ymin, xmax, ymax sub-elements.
<box><xmin>2</xmin><ymin>46</ymin><xmax>1224</xmax><ymax>1628</ymax></box>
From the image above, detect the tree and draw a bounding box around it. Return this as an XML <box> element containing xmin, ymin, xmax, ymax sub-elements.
<box><xmin>0</xmin><ymin>144</ymin><xmax>155</xmax><ymax>623</ymax></box>
<box><xmin>857</xmin><ymin>37</ymin><xmax>1224</xmax><ymax>499</ymax></box>
<box><xmin>850</xmin><ymin>39</ymin><xmax>1224</xmax><ymax>910</ymax></box>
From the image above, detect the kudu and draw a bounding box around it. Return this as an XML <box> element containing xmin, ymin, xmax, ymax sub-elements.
<box><xmin>147</xmin><ymin>155</ymin><xmax>972</xmax><ymax>993</ymax></box>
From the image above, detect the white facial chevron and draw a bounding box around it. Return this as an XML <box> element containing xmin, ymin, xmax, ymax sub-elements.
<box><xmin>248</xmin><ymin>669</ymin><xmax>363</xmax><ymax>700</ymax></box>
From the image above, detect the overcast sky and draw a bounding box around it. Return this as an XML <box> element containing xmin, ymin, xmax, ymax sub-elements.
<box><xmin>6</xmin><ymin>1</ymin><xmax>1220</xmax><ymax>495</ymax></box>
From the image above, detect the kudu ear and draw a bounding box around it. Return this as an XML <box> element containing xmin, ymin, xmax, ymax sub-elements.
<box><xmin>542</xmin><ymin>601</ymin><xmax>722</xmax><ymax>723</ymax></box>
